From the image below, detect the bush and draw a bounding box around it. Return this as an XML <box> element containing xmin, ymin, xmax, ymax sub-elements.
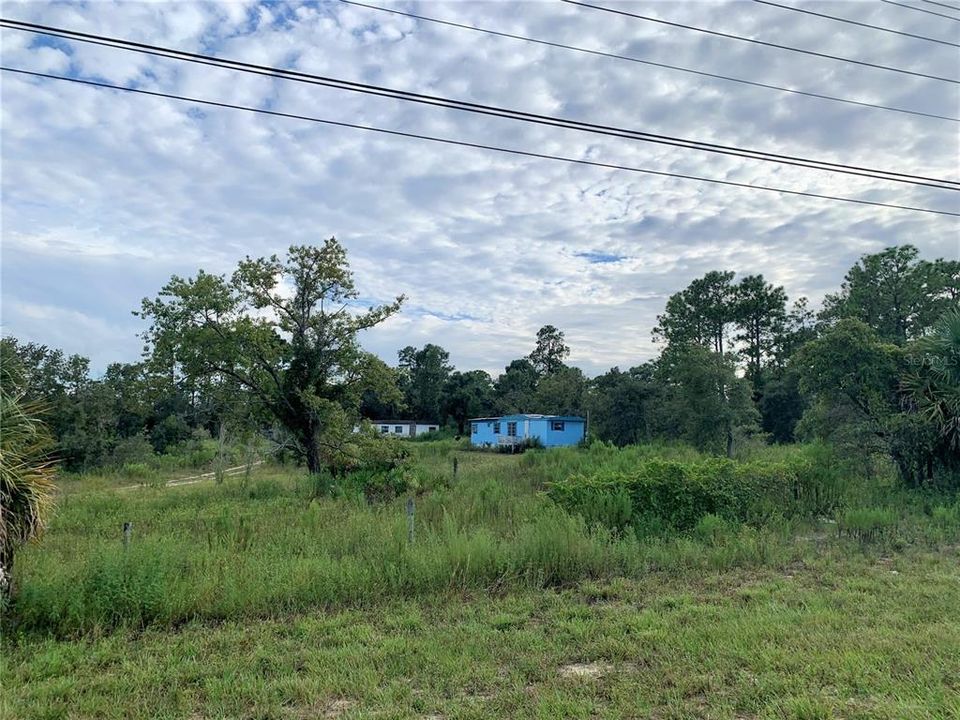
<box><xmin>109</xmin><ymin>435</ymin><xmax>155</xmax><ymax>467</ymax></box>
<box><xmin>547</xmin><ymin>453</ymin><xmax>843</xmax><ymax>532</ymax></box>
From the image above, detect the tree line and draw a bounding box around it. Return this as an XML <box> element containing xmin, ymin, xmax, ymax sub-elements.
<box><xmin>2</xmin><ymin>241</ymin><xmax>957</xmax><ymax>488</ymax></box>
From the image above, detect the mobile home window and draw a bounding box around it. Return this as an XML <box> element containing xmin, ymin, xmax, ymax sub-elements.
<box><xmin>551</xmin><ymin>420</ymin><xmax>565</xmax><ymax>431</ymax></box>
<box><xmin>493</xmin><ymin>422</ymin><xmax>500</xmax><ymax>434</ymax></box>
<box><xmin>395</xmin><ymin>426</ymin><xmax>403</xmax><ymax>434</ymax></box>
<box><xmin>507</xmin><ymin>422</ymin><xmax>517</xmax><ymax>437</ymax></box>
<box><xmin>380</xmin><ymin>425</ymin><xmax>389</xmax><ymax>433</ymax></box>
<box><xmin>428</xmin><ymin>426</ymin><xmax>437</xmax><ymax>432</ymax></box>
<box><xmin>471</xmin><ymin>423</ymin><xmax>478</xmax><ymax>434</ymax></box>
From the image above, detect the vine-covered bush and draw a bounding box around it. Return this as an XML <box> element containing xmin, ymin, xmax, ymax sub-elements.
<box><xmin>546</xmin><ymin>454</ymin><xmax>842</xmax><ymax>532</ymax></box>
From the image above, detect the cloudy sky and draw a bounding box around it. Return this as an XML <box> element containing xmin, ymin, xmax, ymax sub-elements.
<box><xmin>2</xmin><ymin>0</ymin><xmax>958</xmax><ymax>377</ymax></box>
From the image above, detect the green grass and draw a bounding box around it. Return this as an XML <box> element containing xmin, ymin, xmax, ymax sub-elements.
<box><xmin>4</xmin><ymin>441</ymin><xmax>960</xmax><ymax>718</ymax></box>
<box><xmin>5</xmin><ymin>550</ymin><xmax>959</xmax><ymax>719</ymax></box>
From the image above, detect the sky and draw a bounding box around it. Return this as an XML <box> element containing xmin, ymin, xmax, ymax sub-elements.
<box><xmin>2</xmin><ymin>0</ymin><xmax>958</xmax><ymax>377</ymax></box>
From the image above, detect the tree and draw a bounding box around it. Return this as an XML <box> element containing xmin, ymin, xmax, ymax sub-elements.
<box><xmin>528</xmin><ymin>325</ymin><xmax>570</xmax><ymax>376</ymax></box>
<box><xmin>654</xmin><ymin>271</ymin><xmax>736</xmax><ymax>354</ymax></box>
<box><xmin>733</xmin><ymin>274</ymin><xmax>787</xmax><ymax>393</ymax></box>
<box><xmin>0</xmin><ymin>353</ymin><xmax>56</xmax><ymax>599</ymax></box>
<box><xmin>534</xmin><ymin>365</ymin><xmax>587</xmax><ymax>416</ymax></box>
<box><xmin>773</xmin><ymin>297</ymin><xmax>817</xmax><ymax>368</ymax></box>
<box><xmin>494</xmin><ymin>359</ymin><xmax>539</xmax><ymax>414</ymax></box>
<box><xmin>820</xmin><ymin>246</ymin><xmax>958</xmax><ymax>345</ymax></box>
<box><xmin>398</xmin><ymin>344</ymin><xmax>452</xmax><ymax>422</ymax></box>
<box><xmin>901</xmin><ymin>307</ymin><xmax>960</xmax><ymax>472</ymax></box>
<box><xmin>657</xmin><ymin>344</ymin><xmax>758</xmax><ymax>456</ymax></box>
<box><xmin>793</xmin><ymin>319</ymin><xmax>905</xmax><ymax>477</ymax></box>
<box><xmin>758</xmin><ymin>369</ymin><xmax>805</xmax><ymax>443</ymax></box>
<box><xmin>587</xmin><ymin>364</ymin><xmax>660</xmax><ymax>446</ymax></box>
<box><xmin>137</xmin><ymin>238</ymin><xmax>404</xmax><ymax>475</ymax></box>
<box><xmin>443</xmin><ymin>370</ymin><xmax>494</xmax><ymax>435</ymax></box>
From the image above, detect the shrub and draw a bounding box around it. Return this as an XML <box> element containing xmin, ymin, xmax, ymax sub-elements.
<box><xmin>109</xmin><ymin>435</ymin><xmax>155</xmax><ymax>467</ymax></box>
<box><xmin>546</xmin><ymin>454</ymin><xmax>842</xmax><ymax>532</ymax></box>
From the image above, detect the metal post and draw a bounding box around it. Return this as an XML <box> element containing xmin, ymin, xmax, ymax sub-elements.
<box><xmin>406</xmin><ymin>497</ymin><xmax>415</xmax><ymax>544</ymax></box>
<box><xmin>122</xmin><ymin>521</ymin><xmax>132</xmax><ymax>550</ymax></box>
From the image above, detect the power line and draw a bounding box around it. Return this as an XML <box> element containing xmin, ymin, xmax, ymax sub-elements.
<box><xmin>340</xmin><ymin>0</ymin><xmax>958</xmax><ymax>123</ymax></box>
<box><xmin>752</xmin><ymin>0</ymin><xmax>960</xmax><ymax>48</ymax></box>
<box><xmin>562</xmin><ymin>0</ymin><xmax>960</xmax><ymax>84</ymax></box>
<box><xmin>881</xmin><ymin>0</ymin><xmax>960</xmax><ymax>21</ymax></box>
<box><xmin>2</xmin><ymin>19</ymin><xmax>957</xmax><ymax>191</ymax></box>
<box><xmin>923</xmin><ymin>0</ymin><xmax>960</xmax><ymax>11</ymax></box>
<box><xmin>3</xmin><ymin>67</ymin><xmax>958</xmax><ymax>219</ymax></box>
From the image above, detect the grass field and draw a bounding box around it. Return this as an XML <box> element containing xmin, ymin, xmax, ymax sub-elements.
<box><xmin>3</xmin><ymin>443</ymin><xmax>960</xmax><ymax>719</ymax></box>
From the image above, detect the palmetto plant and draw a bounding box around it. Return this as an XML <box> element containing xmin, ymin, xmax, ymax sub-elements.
<box><xmin>0</xmin><ymin>367</ymin><xmax>57</xmax><ymax>598</ymax></box>
<box><xmin>902</xmin><ymin>308</ymin><xmax>960</xmax><ymax>451</ymax></box>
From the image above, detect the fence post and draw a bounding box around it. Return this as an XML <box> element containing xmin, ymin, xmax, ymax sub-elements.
<box><xmin>122</xmin><ymin>521</ymin><xmax>133</xmax><ymax>550</ymax></box>
<box><xmin>453</xmin><ymin>456</ymin><xmax>459</xmax><ymax>479</ymax></box>
<box><xmin>406</xmin><ymin>497</ymin><xmax>415</xmax><ymax>544</ymax></box>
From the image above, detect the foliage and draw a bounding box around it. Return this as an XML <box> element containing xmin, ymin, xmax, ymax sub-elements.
<box><xmin>398</xmin><ymin>344</ymin><xmax>453</xmax><ymax>424</ymax></box>
<box><xmin>547</xmin><ymin>453</ymin><xmax>843</xmax><ymax>532</ymax></box>
<box><xmin>733</xmin><ymin>274</ymin><xmax>788</xmax><ymax>391</ymax></box>
<box><xmin>10</xmin><ymin>438</ymin><xmax>958</xmax><ymax>642</ymax></box>
<box><xmin>442</xmin><ymin>369</ymin><xmax>494</xmax><ymax>435</ymax></box>
<box><xmin>532</xmin><ymin>366</ymin><xmax>587</xmax><ymax>416</ymax></box>
<box><xmin>820</xmin><ymin>245</ymin><xmax>958</xmax><ymax>345</ymax></box>
<box><xmin>493</xmin><ymin>358</ymin><xmax>539</xmax><ymax>414</ymax></box>
<box><xmin>653</xmin><ymin>270</ymin><xmax>737</xmax><ymax>354</ymax></box>
<box><xmin>528</xmin><ymin>325</ymin><xmax>570</xmax><ymax>376</ymax></box>
<box><xmin>137</xmin><ymin>238</ymin><xmax>404</xmax><ymax>474</ymax></box>
<box><xmin>656</xmin><ymin>344</ymin><xmax>759</xmax><ymax>456</ymax></box>
<box><xmin>585</xmin><ymin>364</ymin><xmax>660</xmax><ymax>446</ymax></box>
<box><xmin>0</xmin><ymin>361</ymin><xmax>57</xmax><ymax>598</ymax></box>
<box><xmin>902</xmin><ymin>307</ymin><xmax>960</xmax><ymax>453</ymax></box>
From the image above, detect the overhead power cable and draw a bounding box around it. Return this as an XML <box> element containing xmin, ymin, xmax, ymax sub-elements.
<box><xmin>4</xmin><ymin>66</ymin><xmax>958</xmax><ymax>219</ymax></box>
<box><xmin>752</xmin><ymin>0</ymin><xmax>960</xmax><ymax>47</ymax></box>
<box><xmin>1</xmin><ymin>19</ymin><xmax>957</xmax><ymax>191</ymax></box>
<box><xmin>562</xmin><ymin>0</ymin><xmax>960</xmax><ymax>84</ymax></box>
<box><xmin>340</xmin><ymin>0</ymin><xmax>958</xmax><ymax>122</ymax></box>
<box><xmin>881</xmin><ymin>0</ymin><xmax>960</xmax><ymax>21</ymax></box>
<box><xmin>923</xmin><ymin>0</ymin><xmax>960</xmax><ymax>11</ymax></box>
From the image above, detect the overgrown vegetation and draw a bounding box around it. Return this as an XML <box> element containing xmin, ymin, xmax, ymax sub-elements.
<box><xmin>2</xmin><ymin>243</ymin><xmax>958</xmax><ymax>718</ymax></box>
<box><xmin>5</xmin><ymin>441</ymin><xmax>960</xmax><ymax>640</ymax></box>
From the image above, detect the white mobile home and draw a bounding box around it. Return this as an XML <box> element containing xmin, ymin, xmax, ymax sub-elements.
<box><xmin>370</xmin><ymin>420</ymin><xmax>440</xmax><ymax>438</ymax></box>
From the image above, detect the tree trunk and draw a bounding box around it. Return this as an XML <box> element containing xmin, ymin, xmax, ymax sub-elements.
<box><xmin>215</xmin><ymin>420</ymin><xmax>227</xmax><ymax>484</ymax></box>
<box><xmin>304</xmin><ymin>431</ymin><xmax>323</xmax><ymax>475</ymax></box>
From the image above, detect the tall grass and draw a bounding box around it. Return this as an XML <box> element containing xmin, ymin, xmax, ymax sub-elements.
<box><xmin>7</xmin><ymin>440</ymin><xmax>960</xmax><ymax>638</ymax></box>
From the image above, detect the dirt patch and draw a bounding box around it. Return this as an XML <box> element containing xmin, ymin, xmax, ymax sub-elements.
<box><xmin>559</xmin><ymin>662</ymin><xmax>613</xmax><ymax>679</ymax></box>
<box><xmin>324</xmin><ymin>699</ymin><xmax>357</xmax><ymax>718</ymax></box>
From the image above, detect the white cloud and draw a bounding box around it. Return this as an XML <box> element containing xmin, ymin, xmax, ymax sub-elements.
<box><xmin>1</xmin><ymin>0</ymin><xmax>958</xmax><ymax>375</ymax></box>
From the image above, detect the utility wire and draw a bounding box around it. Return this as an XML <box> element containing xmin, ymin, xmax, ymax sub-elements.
<box><xmin>923</xmin><ymin>0</ymin><xmax>960</xmax><ymax>11</ymax></box>
<box><xmin>881</xmin><ymin>0</ymin><xmax>960</xmax><ymax>21</ymax></box>
<box><xmin>562</xmin><ymin>0</ymin><xmax>960</xmax><ymax>84</ymax></box>
<box><xmin>4</xmin><ymin>66</ymin><xmax>957</xmax><ymax>218</ymax></box>
<box><xmin>340</xmin><ymin>0</ymin><xmax>958</xmax><ymax>122</ymax></box>
<box><xmin>752</xmin><ymin>0</ymin><xmax>960</xmax><ymax>47</ymax></box>
<box><xmin>2</xmin><ymin>19</ymin><xmax>957</xmax><ymax>191</ymax></box>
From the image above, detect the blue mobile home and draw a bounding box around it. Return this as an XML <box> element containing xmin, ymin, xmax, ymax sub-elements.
<box><xmin>469</xmin><ymin>414</ymin><xmax>586</xmax><ymax>448</ymax></box>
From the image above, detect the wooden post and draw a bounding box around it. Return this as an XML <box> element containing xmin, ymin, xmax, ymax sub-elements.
<box><xmin>453</xmin><ymin>456</ymin><xmax>459</xmax><ymax>478</ymax></box>
<box><xmin>406</xmin><ymin>497</ymin><xmax>415</xmax><ymax>545</ymax></box>
<box><xmin>122</xmin><ymin>521</ymin><xmax>132</xmax><ymax>550</ymax></box>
